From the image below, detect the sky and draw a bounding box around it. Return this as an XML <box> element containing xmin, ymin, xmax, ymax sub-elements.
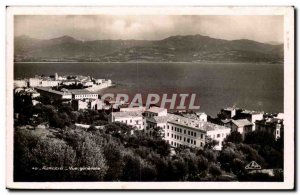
<box><xmin>14</xmin><ymin>15</ymin><xmax>283</xmax><ymax>43</ymax></box>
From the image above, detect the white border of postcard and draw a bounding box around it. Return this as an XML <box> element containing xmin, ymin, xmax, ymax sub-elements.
<box><xmin>6</xmin><ymin>6</ymin><xmax>294</xmax><ymax>190</ymax></box>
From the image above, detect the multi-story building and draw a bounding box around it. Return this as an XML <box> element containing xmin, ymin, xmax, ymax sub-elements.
<box><xmin>109</xmin><ymin>111</ymin><xmax>144</xmax><ymax>130</ymax></box>
<box><xmin>29</xmin><ymin>78</ymin><xmax>61</xmax><ymax>87</ymax></box>
<box><xmin>144</xmin><ymin>106</ymin><xmax>168</xmax><ymax>118</ymax></box>
<box><xmin>237</xmin><ymin>110</ymin><xmax>264</xmax><ymax>130</ymax></box>
<box><xmin>231</xmin><ymin>119</ymin><xmax>253</xmax><ymax>139</ymax></box>
<box><xmin>255</xmin><ymin>118</ymin><xmax>284</xmax><ymax>140</ymax></box>
<box><xmin>72</xmin><ymin>98</ymin><xmax>104</xmax><ymax>111</ymax></box>
<box><xmin>14</xmin><ymin>79</ymin><xmax>27</xmax><ymax>88</ymax></box>
<box><xmin>69</xmin><ymin>90</ymin><xmax>99</xmax><ymax>100</ymax></box>
<box><xmin>143</xmin><ymin>107</ymin><xmax>230</xmax><ymax>150</ymax></box>
<box><xmin>163</xmin><ymin>115</ymin><xmax>231</xmax><ymax>150</ymax></box>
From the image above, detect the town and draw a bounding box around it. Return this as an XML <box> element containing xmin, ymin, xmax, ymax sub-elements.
<box><xmin>14</xmin><ymin>73</ymin><xmax>284</xmax><ymax>151</ymax></box>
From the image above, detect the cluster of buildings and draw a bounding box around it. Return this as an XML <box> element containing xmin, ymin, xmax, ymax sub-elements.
<box><xmin>109</xmin><ymin>106</ymin><xmax>284</xmax><ymax>150</ymax></box>
<box><xmin>14</xmin><ymin>73</ymin><xmax>112</xmax><ymax>90</ymax></box>
<box><xmin>14</xmin><ymin>73</ymin><xmax>116</xmax><ymax>111</ymax></box>
<box><xmin>218</xmin><ymin>107</ymin><xmax>284</xmax><ymax>140</ymax></box>
<box><xmin>109</xmin><ymin>106</ymin><xmax>230</xmax><ymax>150</ymax></box>
<box><xmin>14</xmin><ymin>74</ymin><xmax>284</xmax><ymax>150</ymax></box>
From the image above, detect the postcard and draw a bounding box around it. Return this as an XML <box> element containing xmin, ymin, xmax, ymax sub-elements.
<box><xmin>6</xmin><ymin>6</ymin><xmax>294</xmax><ymax>190</ymax></box>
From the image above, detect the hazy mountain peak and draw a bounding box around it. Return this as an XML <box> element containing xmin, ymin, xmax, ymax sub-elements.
<box><xmin>14</xmin><ymin>34</ymin><xmax>283</xmax><ymax>63</ymax></box>
<box><xmin>50</xmin><ymin>35</ymin><xmax>78</xmax><ymax>42</ymax></box>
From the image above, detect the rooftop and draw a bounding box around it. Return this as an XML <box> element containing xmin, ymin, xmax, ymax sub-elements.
<box><xmin>223</xmin><ymin>107</ymin><xmax>239</xmax><ymax>111</ymax></box>
<box><xmin>241</xmin><ymin>110</ymin><xmax>264</xmax><ymax>115</ymax></box>
<box><xmin>232</xmin><ymin>119</ymin><xmax>253</xmax><ymax>127</ymax></box>
<box><xmin>68</xmin><ymin>89</ymin><xmax>98</xmax><ymax>95</ymax></box>
<box><xmin>221</xmin><ymin>119</ymin><xmax>232</xmax><ymax>124</ymax></box>
<box><xmin>146</xmin><ymin>106</ymin><xmax>167</xmax><ymax>113</ymax></box>
<box><xmin>146</xmin><ymin>113</ymin><xmax>228</xmax><ymax>132</ymax></box>
<box><xmin>168</xmin><ymin>117</ymin><xmax>229</xmax><ymax>132</ymax></box>
<box><xmin>256</xmin><ymin>118</ymin><xmax>283</xmax><ymax>125</ymax></box>
<box><xmin>112</xmin><ymin>111</ymin><xmax>143</xmax><ymax>118</ymax></box>
<box><xmin>35</xmin><ymin>87</ymin><xmax>71</xmax><ymax>95</ymax></box>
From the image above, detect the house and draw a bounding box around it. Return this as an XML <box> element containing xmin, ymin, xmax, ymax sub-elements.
<box><xmin>236</xmin><ymin>110</ymin><xmax>264</xmax><ymax>130</ymax></box>
<box><xmin>109</xmin><ymin>111</ymin><xmax>145</xmax><ymax>130</ymax></box>
<box><xmin>14</xmin><ymin>79</ymin><xmax>27</xmax><ymax>88</ymax></box>
<box><xmin>231</xmin><ymin>119</ymin><xmax>253</xmax><ymax>139</ymax></box>
<box><xmin>255</xmin><ymin>118</ymin><xmax>284</xmax><ymax>140</ymax></box>
<box><xmin>72</xmin><ymin>98</ymin><xmax>104</xmax><ymax>111</ymax></box>
<box><xmin>144</xmin><ymin>106</ymin><xmax>168</xmax><ymax>118</ymax></box>
<box><xmin>69</xmin><ymin>89</ymin><xmax>99</xmax><ymax>100</ymax></box>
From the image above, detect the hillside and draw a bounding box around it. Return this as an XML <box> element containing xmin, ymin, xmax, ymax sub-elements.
<box><xmin>14</xmin><ymin>34</ymin><xmax>283</xmax><ymax>63</ymax></box>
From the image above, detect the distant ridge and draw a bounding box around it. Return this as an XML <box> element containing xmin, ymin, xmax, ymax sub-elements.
<box><xmin>14</xmin><ymin>34</ymin><xmax>283</xmax><ymax>63</ymax></box>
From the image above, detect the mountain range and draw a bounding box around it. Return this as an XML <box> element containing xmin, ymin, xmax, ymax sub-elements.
<box><xmin>14</xmin><ymin>34</ymin><xmax>283</xmax><ymax>63</ymax></box>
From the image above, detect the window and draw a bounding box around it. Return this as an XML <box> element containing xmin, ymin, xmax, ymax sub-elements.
<box><xmin>167</xmin><ymin>125</ymin><xmax>169</xmax><ymax>129</ymax></box>
<box><xmin>184</xmin><ymin>130</ymin><xmax>186</xmax><ymax>134</ymax></box>
<box><xmin>217</xmin><ymin>134</ymin><xmax>220</xmax><ymax>138</ymax></box>
<box><xmin>130</xmin><ymin>119</ymin><xmax>132</xmax><ymax>123</ymax></box>
<box><xmin>200</xmin><ymin>142</ymin><xmax>203</xmax><ymax>147</ymax></box>
<box><xmin>201</xmin><ymin>134</ymin><xmax>203</xmax><ymax>139</ymax></box>
<box><xmin>172</xmin><ymin>127</ymin><xmax>174</xmax><ymax>130</ymax></box>
<box><xmin>194</xmin><ymin>140</ymin><xmax>196</xmax><ymax>145</ymax></box>
<box><xmin>184</xmin><ymin>137</ymin><xmax>186</xmax><ymax>142</ymax></box>
<box><xmin>188</xmin><ymin>131</ymin><xmax>190</xmax><ymax>135</ymax></box>
<box><xmin>171</xmin><ymin>134</ymin><xmax>173</xmax><ymax>138</ymax></box>
<box><xmin>194</xmin><ymin>132</ymin><xmax>197</xmax><ymax>137</ymax></box>
<box><xmin>171</xmin><ymin>141</ymin><xmax>173</xmax><ymax>145</ymax></box>
<box><xmin>167</xmin><ymin>133</ymin><xmax>169</xmax><ymax>137</ymax></box>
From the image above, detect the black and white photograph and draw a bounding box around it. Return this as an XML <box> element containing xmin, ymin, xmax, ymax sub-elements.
<box><xmin>6</xmin><ymin>6</ymin><xmax>294</xmax><ymax>190</ymax></box>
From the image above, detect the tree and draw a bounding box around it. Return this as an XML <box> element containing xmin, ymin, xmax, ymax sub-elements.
<box><xmin>244</xmin><ymin>131</ymin><xmax>275</xmax><ymax>147</ymax></box>
<box><xmin>224</xmin><ymin>131</ymin><xmax>243</xmax><ymax>144</ymax></box>
<box><xmin>204</xmin><ymin>138</ymin><xmax>219</xmax><ymax>150</ymax></box>
<box><xmin>103</xmin><ymin>142</ymin><xmax>124</xmax><ymax>180</ymax></box>
<box><xmin>209</xmin><ymin>164</ymin><xmax>222</xmax><ymax>177</ymax></box>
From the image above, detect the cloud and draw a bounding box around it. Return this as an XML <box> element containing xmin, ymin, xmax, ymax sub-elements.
<box><xmin>14</xmin><ymin>15</ymin><xmax>283</xmax><ymax>43</ymax></box>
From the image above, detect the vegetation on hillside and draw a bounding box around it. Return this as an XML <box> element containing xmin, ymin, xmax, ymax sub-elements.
<box><xmin>13</xmin><ymin>93</ymin><xmax>284</xmax><ymax>182</ymax></box>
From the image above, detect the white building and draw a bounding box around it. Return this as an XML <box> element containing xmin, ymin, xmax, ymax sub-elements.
<box><xmin>164</xmin><ymin>115</ymin><xmax>231</xmax><ymax>150</ymax></box>
<box><xmin>196</xmin><ymin>112</ymin><xmax>208</xmax><ymax>122</ymax></box>
<box><xmin>72</xmin><ymin>98</ymin><xmax>104</xmax><ymax>111</ymax></box>
<box><xmin>14</xmin><ymin>80</ymin><xmax>27</xmax><ymax>88</ymax></box>
<box><xmin>69</xmin><ymin>90</ymin><xmax>99</xmax><ymax>100</ymax></box>
<box><xmin>143</xmin><ymin>107</ymin><xmax>230</xmax><ymax>150</ymax></box>
<box><xmin>29</xmin><ymin>78</ymin><xmax>61</xmax><ymax>87</ymax></box>
<box><xmin>109</xmin><ymin>111</ymin><xmax>144</xmax><ymax>130</ymax></box>
<box><xmin>144</xmin><ymin>107</ymin><xmax>168</xmax><ymax>118</ymax></box>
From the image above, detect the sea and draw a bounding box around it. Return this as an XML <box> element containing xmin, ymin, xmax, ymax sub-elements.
<box><xmin>14</xmin><ymin>62</ymin><xmax>283</xmax><ymax>116</ymax></box>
